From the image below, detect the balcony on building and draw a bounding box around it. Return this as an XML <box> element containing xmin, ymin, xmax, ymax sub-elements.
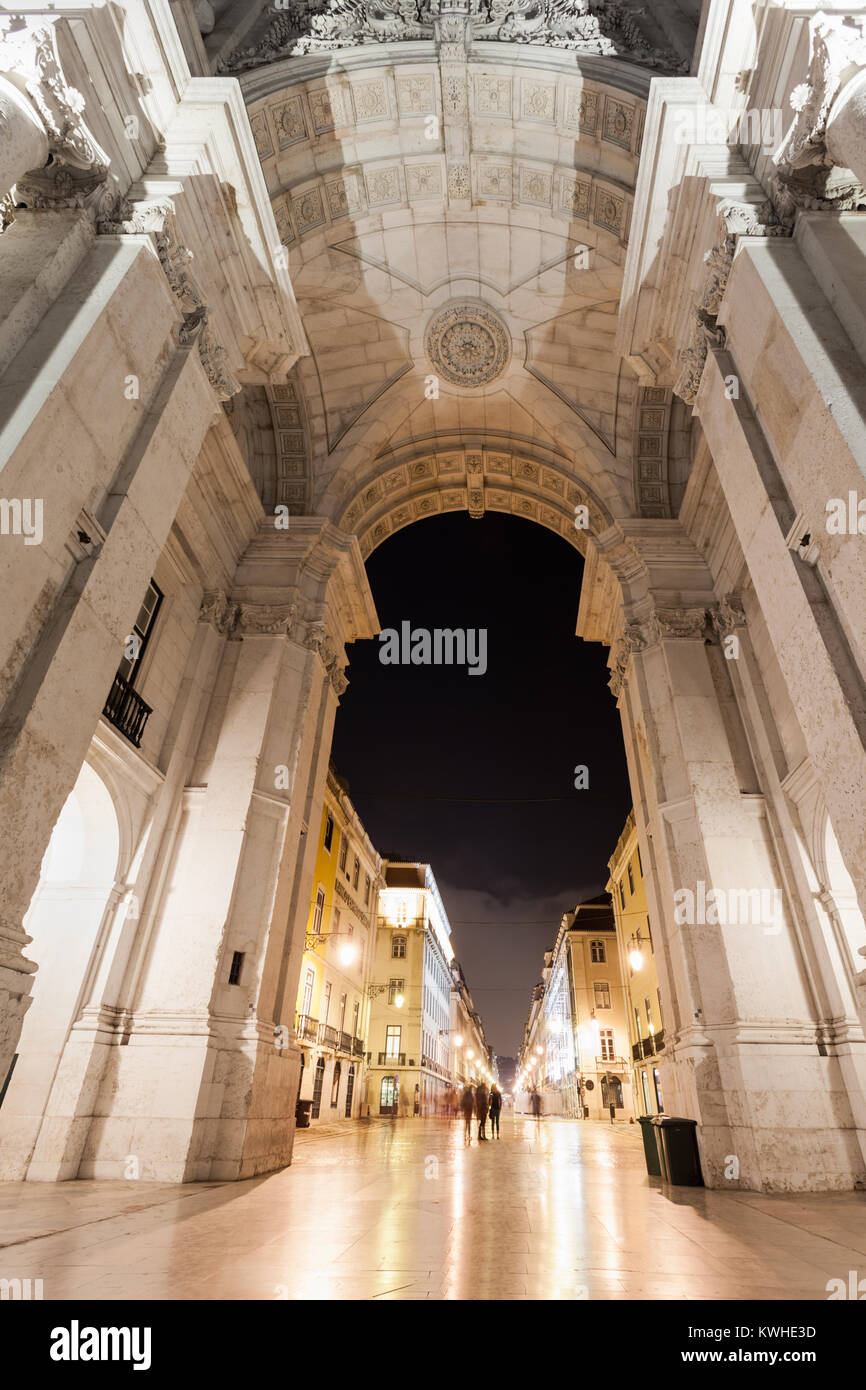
<box><xmin>103</xmin><ymin>673</ymin><xmax>152</xmax><ymax>748</ymax></box>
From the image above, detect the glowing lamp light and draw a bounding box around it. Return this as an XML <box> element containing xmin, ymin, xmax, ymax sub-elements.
<box><xmin>629</xmin><ymin>948</ymin><xmax>644</xmax><ymax>971</ymax></box>
<box><xmin>466</xmin><ymin>1049</ymin><xmax>474</xmax><ymax>1060</ymax></box>
<box><xmin>394</xmin><ymin>993</ymin><xmax>405</xmax><ymax>1009</ymax></box>
<box><xmin>535</xmin><ymin>1045</ymin><xmax>543</xmax><ymax>1056</ymax></box>
<box><xmin>338</xmin><ymin>943</ymin><xmax>357</xmax><ymax>966</ymax></box>
<box><xmin>454</xmin><ymin>1035</ymin><xmax>463</xmax><ymax>1047</ymax></box>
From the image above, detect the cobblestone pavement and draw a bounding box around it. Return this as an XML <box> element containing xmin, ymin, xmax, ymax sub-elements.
<box><xmin>2</xmin><ymin>1116</ymin><xmax>865</xmax><ymax>1300</ymax></box>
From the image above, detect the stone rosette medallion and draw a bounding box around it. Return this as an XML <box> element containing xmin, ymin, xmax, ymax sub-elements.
<box><xmin>424</xmin><ymin>299</ymin><xmax>511</xmax><ymax>389</ymax></box>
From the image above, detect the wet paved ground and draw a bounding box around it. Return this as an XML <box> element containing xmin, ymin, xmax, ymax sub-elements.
<box><xmin>1</xmin><ymin>1115</ymin><xmax>865</xmax><ymax>1300</ymax></box>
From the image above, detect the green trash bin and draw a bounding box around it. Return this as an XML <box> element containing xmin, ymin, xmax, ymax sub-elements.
<box><xmin>654</xmin><ymin>1116</ymin><xmax>703</xmax><ymax>1186</ymax></box>
<box><xmin>636</xmin><ymin>1114</ymin><xmax>662</xmax><ymax>1177</ymax></box>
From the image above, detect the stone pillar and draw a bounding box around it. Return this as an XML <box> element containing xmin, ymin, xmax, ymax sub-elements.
<box><xmin>602</xmin><ymin>526</ymin><xmax>866</xmax><ymax>1190</ymax></box>
<box><xmin>74</xmin><ymin>521</ymin><xmax>377</xmax><ymax>1181</ymax></box>
<box><xmin>0</xmin><ymin>241</ymin><xmax>217</xmax><ymax>1098</ymax></box>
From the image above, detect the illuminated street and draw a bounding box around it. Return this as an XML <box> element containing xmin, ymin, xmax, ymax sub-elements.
<box><xmin>2</xmin><ymin>1118</ymin><xmax>864</xmax><ymax>1302</ymax></box>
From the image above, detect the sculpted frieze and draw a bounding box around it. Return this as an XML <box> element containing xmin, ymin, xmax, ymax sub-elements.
<box><xmin>221</xmin><ymin>1</ymin><xmax>686</xmax><ymax>73</ymax></box>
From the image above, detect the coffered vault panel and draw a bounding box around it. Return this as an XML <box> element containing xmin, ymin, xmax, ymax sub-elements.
<box><xmin>236</xmin><ymin>42</ymin><xmax>682</xmax><ymax>523</ymax></box>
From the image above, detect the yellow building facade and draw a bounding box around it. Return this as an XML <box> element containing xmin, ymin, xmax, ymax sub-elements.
<box><xmin>295</xmin><ymin>767</ymin><xmax>381</xmax><ymax>1123</ymax></box>
<box><xmin>607</xmin><ymin>810</ymin><xmax>666</xmax><ymax>1117</ymax></box>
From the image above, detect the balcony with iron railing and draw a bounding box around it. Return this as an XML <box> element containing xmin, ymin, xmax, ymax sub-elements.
<box><xmin>352</xmin><ymin>1036</ymin><xmax>365</xmax><ymax>1057</ymax></box>
<box><xmin>103</xmin><ymin>673</ymin><xmax>152</xmax><ymax>748</ymax></box>
<box><xmin>318</xmin><ymin>1023</ymin><xmax>338</xmax><ymax>1049</ymax></box>
<box><xmin>295</xmin><ymin>1013</ymin><xmax>318</xmax><ymax>1044</ymax></box>
<box><xmin>632</xmin><ymin>1031</ymin><xmax>665</xmax><ymax>1062</ymax></box>
<box><xmin>338</xmin><ymin>1030</ymin><xmax>353</xmax><ymax>1054</ymax></box>
<box><xmin>377</xmin><ymin>1051</ymin><xmax>406</xmax><ymax>1066</ymax></box>
<box><xmin>421</xmin><ymin>1055</ymin><xmax>451</xmax><ymax>1080</ymax></box>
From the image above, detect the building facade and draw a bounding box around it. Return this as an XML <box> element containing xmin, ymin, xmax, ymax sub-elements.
<box><xmin>450</xmin><ymin>959</ymin><xmax>493</xmax><ymax>1093</ymax></box>
<box><xmin>518</xmin><ymin>897</ymin><xmax>632</xmax><ymax>1119</ymax></box>
<box><xmin>366</xmin><ymin>862</ymin><xmax>456</xmax><ymax>1117</ymax></box>
<box><xmin>294</xmin><ymin>766</ymin><xmax>381</xmax><ymax>1123</ymax></box>
<box><xmin>1</xmin><ymin>0</ymin><xmax>866</xmax><ymax>1190</ymax></box>
<box><xmin>608</xmin><ymin>810</ymin><xmax>666</xmax><ymax>1118</ymax></box>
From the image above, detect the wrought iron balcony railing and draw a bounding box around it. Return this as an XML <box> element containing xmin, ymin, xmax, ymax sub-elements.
<box><xmin>103</xmin><ymin>673</ymin><xmax>152</xmax><ymax>748</ymax></box>
<box><xmin>377</xmin><ymin>1051</ymin><xmax>406</xmax><ymax>1066</ymax></box>
<box><xmin>338</xmin><ymin>1030</ymin><xmax>353</xmax><ymax>1054</ymax></box>
<box><xmin>295</xmin><ymin>1013</ymin><xmax>318</xmax><ymax>1044</ymax></box>
<box><xmin>318</xmin><ymin>1023</ymin><xmax>339</xmax><ymax>1048</ymax></box>
<box><xmin>352</xmin><ymin>1036</ymin><xmax>365</xmax><ymax>1057</ymax></box>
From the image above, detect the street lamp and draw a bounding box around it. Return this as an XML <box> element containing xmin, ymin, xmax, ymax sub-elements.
<box><xmin>628</xmin><ymin>929</ymin><xmax>649</xmax><ymax>971</ymax></box>
<box><xmin>366</xmin><ymin>983</ymin><xmax>404</xmax><ymax>1008</ymax></box>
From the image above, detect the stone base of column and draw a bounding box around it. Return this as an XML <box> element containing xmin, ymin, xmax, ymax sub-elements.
<box><xmin>0</xmin><ymin>948</ymin><xmax>37</xmax><ymax>1102</ymax></box>
<box><xmin>10</xmin><ymin>1016</ymin><xmax>302</xmax><ymax>1182</ymax></box>
<box><xmin>662</xmin><ymin>1036</ymin><xmax>866</xmax><ymax>1191</ymax></box>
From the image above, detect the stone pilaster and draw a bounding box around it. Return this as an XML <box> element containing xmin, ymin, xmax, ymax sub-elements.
<box><xmin>75</xmin><ymin>521</ymin><xmax>377</xmax><ymax>1181</ymax></box>
<box><xmin>600</xmin><ymin>525</ymin><xmax>866</xmax><ymax>1190</ymax></box>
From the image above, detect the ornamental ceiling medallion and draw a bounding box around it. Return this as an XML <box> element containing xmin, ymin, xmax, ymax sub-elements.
<box><xmin>424</xmin><ymin>299</ymin><xmax>511</xmax><ymax>388</ymax></box>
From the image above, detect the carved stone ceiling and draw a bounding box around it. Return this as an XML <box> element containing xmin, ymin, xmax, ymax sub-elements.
<box><xmin>237</xmin><ymin>40</ymin><xmax>692</xmax><ymax>548</ymax></box>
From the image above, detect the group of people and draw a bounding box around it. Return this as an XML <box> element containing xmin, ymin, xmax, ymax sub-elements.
<box><xmin>459</xmin><ymin>1081</ymin><xmax>502</xmax><ymax>1143</ymax></box>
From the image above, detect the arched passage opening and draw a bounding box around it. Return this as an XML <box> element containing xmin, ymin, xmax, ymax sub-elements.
<box><xmin>0</xmin><ymin>762</ymin><xmax>120</xmax><ymax>1180</ymax></box>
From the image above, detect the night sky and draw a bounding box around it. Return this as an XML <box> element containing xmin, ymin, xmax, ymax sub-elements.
<box><xmin>331</xmin><ymin>511</ymin><xmax>631</xmax><ymax>1058</ymax></box>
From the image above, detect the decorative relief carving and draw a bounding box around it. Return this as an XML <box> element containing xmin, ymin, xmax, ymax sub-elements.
<box><xmin>237</xmin><ymin>603</ymin><xmax>298</xmax><ymax>637</ymax></box>
<box><xmin>397</xmin><ymin>75</ymin><xmax>436</xmax><ymax>114</ymax></box>
<box><xmin>221</xmin><ymin>2</ymin><xmax>686</xmax><ymax>74</ymax></box>
<box><xmin>772</xmin><ymin>13</ymin><xmax>866</xmax><ymax>215</ymax></box>
<box><xmin>3</xmin><ymin>19</ymin><xmax>112</xmax><ymax>212</ymax></box>
<box><xmin>405</xmin><ymin>163</ymin><xmax>443</xmax><ymax>198</ymax></box>
<box><xmin>424</xmin><ymin>299</ymin><xmax>511</xmax><ymax>387</ymax></box>
<box><xmin>199</xmin><ymin>590</ymin><xmax>238</xmax><ymax>634</ymax></box>
<box><xmin>447</xmin><ymin>162</ymin><xmax>471</xmax><ymax>199</ymax></box>
<box><xmin>366</xmin><ymin>165</ymin><xmax>402</xmax><ymax>205</ymax></box>
<box><xmin>609</xmin><ymin>605</ymin><xmax>708</xmax><ymax>696</ymax></box>
<box><xmin>272</xmin><ymin>96</ymin><xmax>308</xmax><ymax>148</ymax></box>
<box><xmin>674</xmin><ymin>199</ymin><xmax>788</xmax><ymax>405</ymax></box>
<box><xmin>710</xmin><ymin>593</ymin><xmax>747</xmax><ymax>637</ymax></box>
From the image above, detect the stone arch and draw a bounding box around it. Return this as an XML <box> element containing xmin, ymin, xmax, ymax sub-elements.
<box><xmin>232</xmin><ymin>41</ymin><xmax>693</xmax><ymax>529</ymax></box>
<box><xmin>0</xmin><ymin>760</ymin><xmax>121</xmax><ymax>1179</ymax></box>
<box><xmin>335</xmin><ymin>439</ymin><xmax>612</xmax><ymax>558</ymax></box>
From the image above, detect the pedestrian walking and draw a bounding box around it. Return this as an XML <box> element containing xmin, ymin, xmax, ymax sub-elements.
<box><xmin>460</xmin><ymin>1084</ymin><xmax>475</xmax><ymax>1143</ymax></box>
<box><xmin>488</xmin><ymin>1083</ymin><xmax>502</xmax><ymax>1137</ymax></box>
<box><xmin>475</xmin><ymin>1081</ymin><xmax>489</xmax><ymax>1141</ymax></box>
<box><xmin>530</xmin><ymin>1085</ymin><xmax>542</xmax><ymax>1120</ymax></box>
